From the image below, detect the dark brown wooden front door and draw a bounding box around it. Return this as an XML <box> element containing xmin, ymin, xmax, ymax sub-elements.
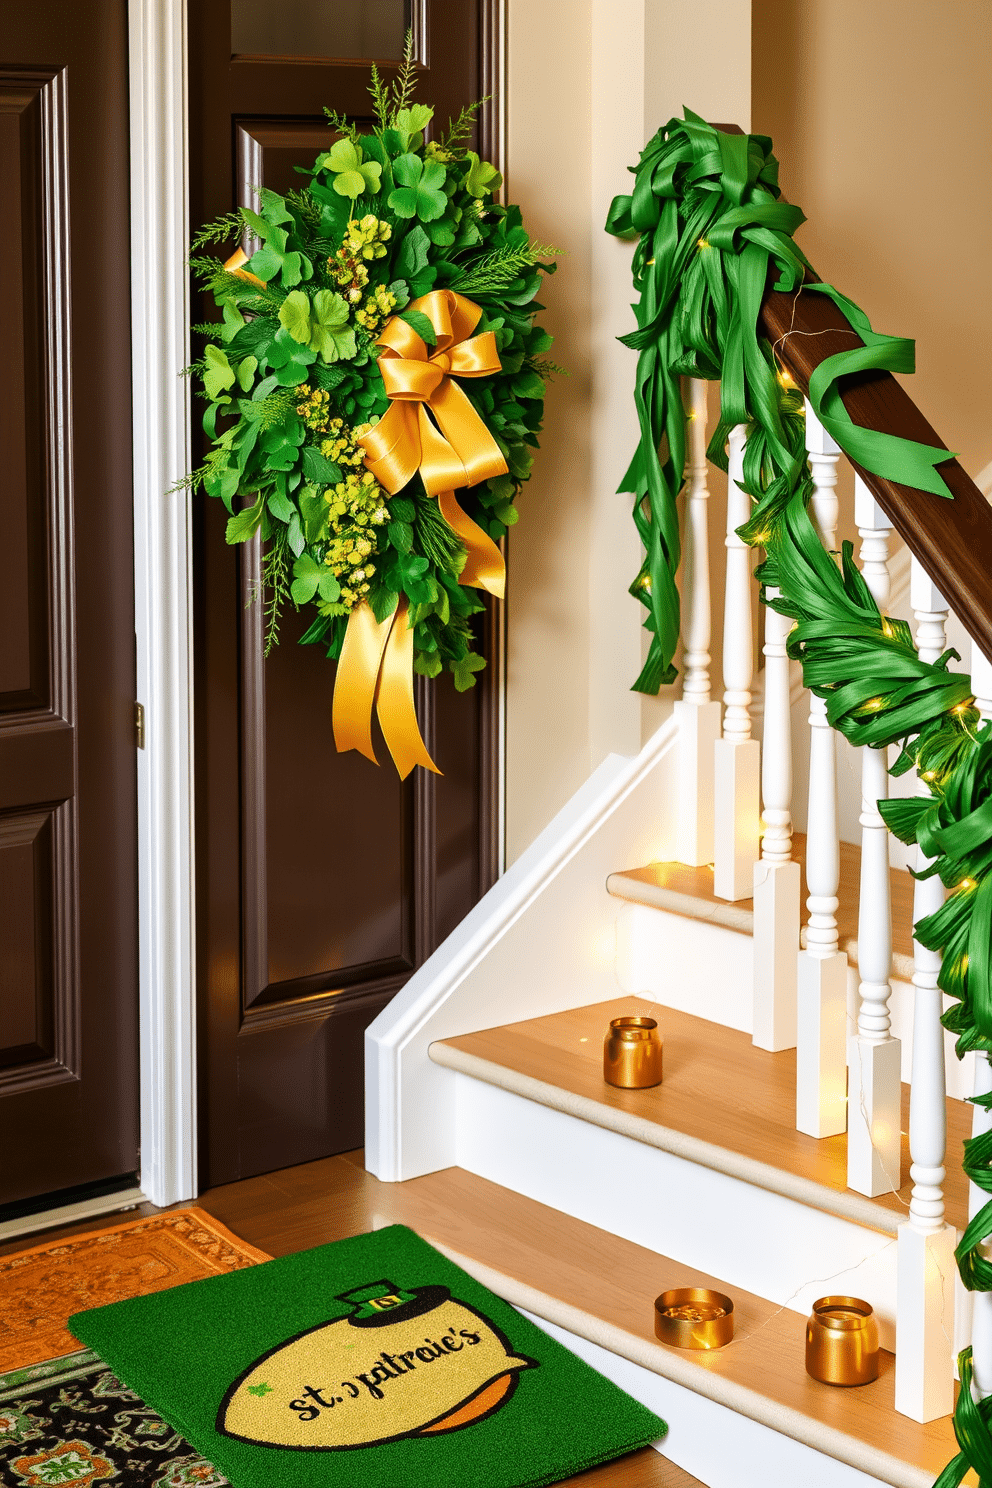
<box><xmin>190</xmin><ymin>2</ymin><xmax>500</xmax><ymax>1187</ymax></box>
<box><xmin>0</xmin><ymin>6</ymin><xmax>139</xmax><ymax>1208</ymax></box>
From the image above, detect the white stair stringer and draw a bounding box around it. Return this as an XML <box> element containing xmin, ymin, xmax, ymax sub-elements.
<box><xmin>365</xmin><ymin>716</ymin><xmax>680</xmax><ymax>1182</ymax></box>
<box><xmin>433</xmin><ymin>1241</ymin><xmax>934</xmax><ymax>1488</ymax></box>
<box><xmin>430</xmin><ymin>1048</ymin><xmax>903</xmax><ymax>1352</ymax></box>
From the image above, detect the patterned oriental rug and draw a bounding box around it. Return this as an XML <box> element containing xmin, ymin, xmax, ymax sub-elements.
<box><xmin>0</xmin><ymin>1208</ymin><xmax>269</xmax><ymax>1372</ymax></box>
<box><xmin>0</xmin><ymin>1208</ymin><xmax>269</xmax><ymax>1486</ymax></box>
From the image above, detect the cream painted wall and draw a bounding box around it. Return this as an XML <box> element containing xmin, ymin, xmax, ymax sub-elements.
<box><xmin>752</xmin><ymin>0</ymin><xmax>992</xmax><ymax>840</ymax></box>
<box><xmin>503</xmin><ymin>0</ymin><xmax>989</xmax><ymax>864</ymax></box>
<box><xmin>504</xmin><ymin>0</ymin><xmax>753</xmax><ymax>862</ymax></box>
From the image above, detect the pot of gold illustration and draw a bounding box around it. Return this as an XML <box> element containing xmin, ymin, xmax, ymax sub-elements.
<box><xmin>219</xmin><ymin>1278</ymin><xmax>537</xmax><ymax>1450</ymax></box>
<box><xmin>603</xmin><ymin>1016</ymin><xmax>663</xmax><ymax>1089</ymax></box>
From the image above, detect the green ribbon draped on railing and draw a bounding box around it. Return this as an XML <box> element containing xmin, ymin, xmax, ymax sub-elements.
<box><xmin>609</xmin><ymin>109</ymin><xmax>992</xmax><ymax>1488</ymax></box>
<box><xmin>606</xmin><ymin>109</ymin><xmax>957</xmax><ymax>692</ymax></box>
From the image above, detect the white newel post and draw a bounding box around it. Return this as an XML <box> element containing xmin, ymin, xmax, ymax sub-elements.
<box><xmin>796</xmin><ymin>404</ymin><xmax>847</xmax><ymax>1138</ymax></box>
<box><xmin>896</xmin><ymin>557</ymin><xmax>954</xmax><ymax>1423</ymax></box>
<box><xmin>675</xmin><ymin>379</ymin><xmax>722</xmax><ymax>866</ymax></box>
<box><xmin>848</xmin><ymin>478</ymin><xmax>902</xmax><ymax>1197</ymax></box>
<box><xmin>752</xmin><ymin>589</ymin><xmax>799</xmax><ymax>1051</ymax></box>
<box><xmin>969</xmin><ymin>643</ymin><xmax>992</xmax><ymax>1399</ymax></box>
<box><xmin>714</xmin><ymin>424</ymin><xmax>761</xmax><ymax>901</ymax></box>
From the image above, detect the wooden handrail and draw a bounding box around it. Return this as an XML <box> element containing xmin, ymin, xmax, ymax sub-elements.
<box><xmin>761</xmin><ymin>281</ymin><xmax>992</xmax><ymax>664</ymax></box>
<box><xmin>713</xmin><ymin>124</ymin><xmax>992</xmax><ymax>664</ymax></box>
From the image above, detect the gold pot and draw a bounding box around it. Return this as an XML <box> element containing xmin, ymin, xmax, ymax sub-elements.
<box><xmin>805</xmin><ymin>1296</ymin><xmax>879</xmax><ymax>1386</ymax></box>
<box><xmin>603</xmin><ymin>1015</ymin><xmax>663</xmax><ymax>1089</ymax></box>
<box><xmin>654</xmin><ymin>1287</ymin><xmax>734</xmax><ymax>1349</ymax></box>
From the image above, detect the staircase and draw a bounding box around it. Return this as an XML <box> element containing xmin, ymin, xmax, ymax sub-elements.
<box><xmin>364</xmin><ymin>191</ymin><xmax>992</xmax><ymax>1484</ymax></box>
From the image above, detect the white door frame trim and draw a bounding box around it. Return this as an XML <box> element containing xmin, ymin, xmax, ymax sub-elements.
<box><xmin>128</xmin><ymin>0</ymin><xmax>198</xmax><ymax>1207</ymax></box>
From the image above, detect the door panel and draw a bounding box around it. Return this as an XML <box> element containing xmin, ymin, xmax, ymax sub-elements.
<box><xmin>0</xmin><ymin>13</ymin><xmax>138</xmax><ymax>1206</ymax></box>
<box><xmin>190</xmin><ymin>1</ymin><xmax>500</xmax><ymax>1186</ymax></box>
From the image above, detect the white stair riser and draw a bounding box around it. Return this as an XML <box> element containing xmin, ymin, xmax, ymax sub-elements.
<box><xmin>522</xmin><ymin>1309</ymin><xmax>910</xmax><ymax>1488</ymax></box>
<box><xmin>620</xmin><ymin>902</ymin><xmax>975</xmax><ymax>1100</ymax></box>
<box><xmin>454</xmin><ymin>1074</ymin><xmax>899</xmax><ymax>1349</ymax></box>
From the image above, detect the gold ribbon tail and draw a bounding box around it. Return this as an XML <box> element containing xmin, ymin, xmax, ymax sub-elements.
<box><xmin>377</xmin><ymin>599</ymin><xmax>442</xmax><ymax>780</ymax></box>
<box><xmin>222</xmin><ymin>246</ymin><xmax>265</xmax><ymax>288</ymax></box>
<box><xmin>437</xmin><ymin>492</ymin><xmax>505</xmax><ymax>598</ymax></box>
<box><xmin>332</xmin><ymin>600</ymin><xmax>440</xmax><ymax>779</ymax></box>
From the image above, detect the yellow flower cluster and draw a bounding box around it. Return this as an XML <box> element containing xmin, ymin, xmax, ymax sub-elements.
<box><xmin>329</xmin><ymin>215</ymin><xmax>392</xmax><ymax>304</ymax></box>
<box><xmin>295</xmin><ymin>384</ymin><xmax>331</xmax><ymax>433</ymax></box>
<box><xmin>319</xmin><ymin>417</ymin><xmax>367</xmax><ymax>471</ymax></box>
<box><xmin>319</xmin><ymin>420</ymin><xmax>390</xmax><ymax>609</ymax></box>
<box><xmin>355</xmin><ymin>284</ymin><xmax>397</xmax><ymax>333</ymax></box>
<box><xmin>425</xmin><ymin>140</ymin><xmax>455</xmax><ymax>164</ymax></box>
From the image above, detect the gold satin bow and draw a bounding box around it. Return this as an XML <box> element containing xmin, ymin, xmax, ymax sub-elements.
<box><xmin>358</xmin><ymin>289</ymin><xmax>509</xmax><ymax>500</ymax></box>
<box><xmin>333</xmin><ymin>290</ymin><xmax>510</xmax><ymax>778</ymax></box>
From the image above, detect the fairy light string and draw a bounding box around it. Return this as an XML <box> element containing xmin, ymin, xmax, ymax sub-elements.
<box><xmin>608</xmin><ymin>110</ymin><xmax>992</xmax><ymax>1484</ymax></box>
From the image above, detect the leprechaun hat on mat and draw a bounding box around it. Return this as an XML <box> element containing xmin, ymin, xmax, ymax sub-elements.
<box><xmin>69</xmin><ymin>1224</ymin><xmax>666</xmax><ymax>1487</ymax></box>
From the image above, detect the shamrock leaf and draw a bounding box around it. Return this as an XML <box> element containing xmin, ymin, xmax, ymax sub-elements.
<box><xmin>385</xmin><ymin>550</ymin><xmax>435</xmax><ymax>604</ymax></box>
<box><xmin>236</xmin><ymin>355</ymin><xmax>258</xmax><ymax>392</ymax></box>
<box><xmin>318</xmin><ymin>570</ymin><xmax>341</xmax><ymax>603</ymax></box>
<box><xmin>452</xmin><ymin>651</ymin><xmax>487</xmax><ymax>691</ymax></box>
<box><xmin>203</xmin><ymin>344</ymin><xmax>237</xmax><ymax>400</ymax></box>
<box><xmin>278</xmin><ymin>290</ymin><xmax>312</xmax><ymax>345</ymax></box>
<box><xmin>388</xmin><ymin>155</ymin><xmax>448</xmax><ymax>223</ymax></box>
<box><xmin>291</xmin><ymin>552</ymin><xmax>322</xmax><ymax>605</ymax></box>
<box><xmin>463</xmin><ymin>151</ymin><xmax>502</xmax><ymax>199</ymax></box>
<box><xmin>309</xmin><ymin>289</ymin><xmax>356</xmax><ymax>363</ymax></box>
<box><xmin>220</xmin><ymin>301</ymin><xmax>245</xmax><ymax>343</ymax></box>
<box><xmin>298</xmin><ymin>484</ymin><xmax>329</xmax><ymax>545</ymax></box>
<box><xmin>203</xmin><ymin>462</ymin><xmax>241</xmax><ymax>511</ymax></box>
<box><xmin>414</xmin><ymin>651</ymin><xmax>443</xmax><ymax>679</ymax></box>
<box><xmin>257</xmin><ymin>188</ymin><xmax>294</xmax><ymax>229</ymax></box>
<box><xmin>266</xmin><ymin>326</ymin><xmax>316</xmax><ymax>387</ymax></box>
<box><xmin>393</xmin><ymin>104</ymin><xmax>433</xmax><ymax>151</ymax></box>
<box><xmin>426</xmin><ymin>211</ymin><xmax>458</xmax><ymax>247</ymax></box>
<box><xmin>320</xmin><ymin>139</ymin><xmax>382</xmax><ymax>201</ymax></box>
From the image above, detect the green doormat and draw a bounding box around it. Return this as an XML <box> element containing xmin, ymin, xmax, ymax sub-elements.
<box><xmin>69</xmin><ymin>1224</ymin><xmax>666</xmax><ymax>1487</ymax></box>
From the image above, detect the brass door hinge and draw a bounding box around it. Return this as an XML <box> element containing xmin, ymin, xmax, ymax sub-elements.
<box><xmin>134</xmin><ymin>701</ymin><xmax>145</xmax><ymax>750</ymax></box>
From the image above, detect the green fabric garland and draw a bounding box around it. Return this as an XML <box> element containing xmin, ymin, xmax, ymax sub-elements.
<box><xmin>608</xmin><ymin>110</ymin><xmax>992</xmax><ymax>1486</ymax></box>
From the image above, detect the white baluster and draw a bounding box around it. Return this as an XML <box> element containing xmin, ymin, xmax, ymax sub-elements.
<box><xmin>752</xmin><ymin>589</ymin><xmax>800</xmax><ymax>1051</ymax></box>
<box><xmin>969</xmin><ymin>643</ymin><xmax>992</xmax><ymax>1399</ymax></box>
<box><xmin>796</xmin><ymin>404</ymin><xmax>847</xmax><ymax>1138</ymax></box>
<box><xmin>848</xmin><ymin>478</ymin><xmax>902</xmax><ymax>1197</ymax></box>
<box><xmin>713</xmin><ymin>424</ymin><xmax>760</xmax><ymax>900</ymax></box>
<box><xmin>896</xmin><ymin>558</ymin><xmax>954</xmax><ymax>1422</ymax></box>
<box><xmin>675</xmin><ymin>380</ymin><xmax>722</xmax><ymax>866</ymax></box>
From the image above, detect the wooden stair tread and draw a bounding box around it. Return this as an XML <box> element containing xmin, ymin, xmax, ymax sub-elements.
<box><xmin>200</xmin><ymin>1153</ymin><xmax>961</xmax><ymax>1487</ymax></box>
<box><xmin>608</xmin><ymin>832</ymin><xmax>917</xmax><ymax>975</ymax></box>
<box><xmin>434</xmin><ymin>999</ymin><xmax>971</xmax><ymax>1236</ymax></box>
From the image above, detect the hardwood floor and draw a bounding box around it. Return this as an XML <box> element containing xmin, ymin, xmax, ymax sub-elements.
<box><xmin>0</xmin><ymin>1153</ymin><xmax>703</xmax><ymax>1487</ymax></box>
<box><xmin>1</xmin><ymin>1146</ymin><xmax>963</xmax><ymax>1482</ymax></box>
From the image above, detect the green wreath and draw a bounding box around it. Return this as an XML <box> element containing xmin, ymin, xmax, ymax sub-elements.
<box><xmin>610</xmin><ymin>112</ymin><xmax>992</xmax><ymax>1485</ymax></box>
<box><xmin>185</xmin><ymin>42</ymin><xmax>558</xmax><ymax>774</ymax></box>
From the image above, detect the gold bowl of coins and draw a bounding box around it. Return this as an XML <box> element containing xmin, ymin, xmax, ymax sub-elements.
<box><xmin>654</xmin><ymin>1287</ymin><xmax>734</xmax><ymax>1349</ymax></box>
